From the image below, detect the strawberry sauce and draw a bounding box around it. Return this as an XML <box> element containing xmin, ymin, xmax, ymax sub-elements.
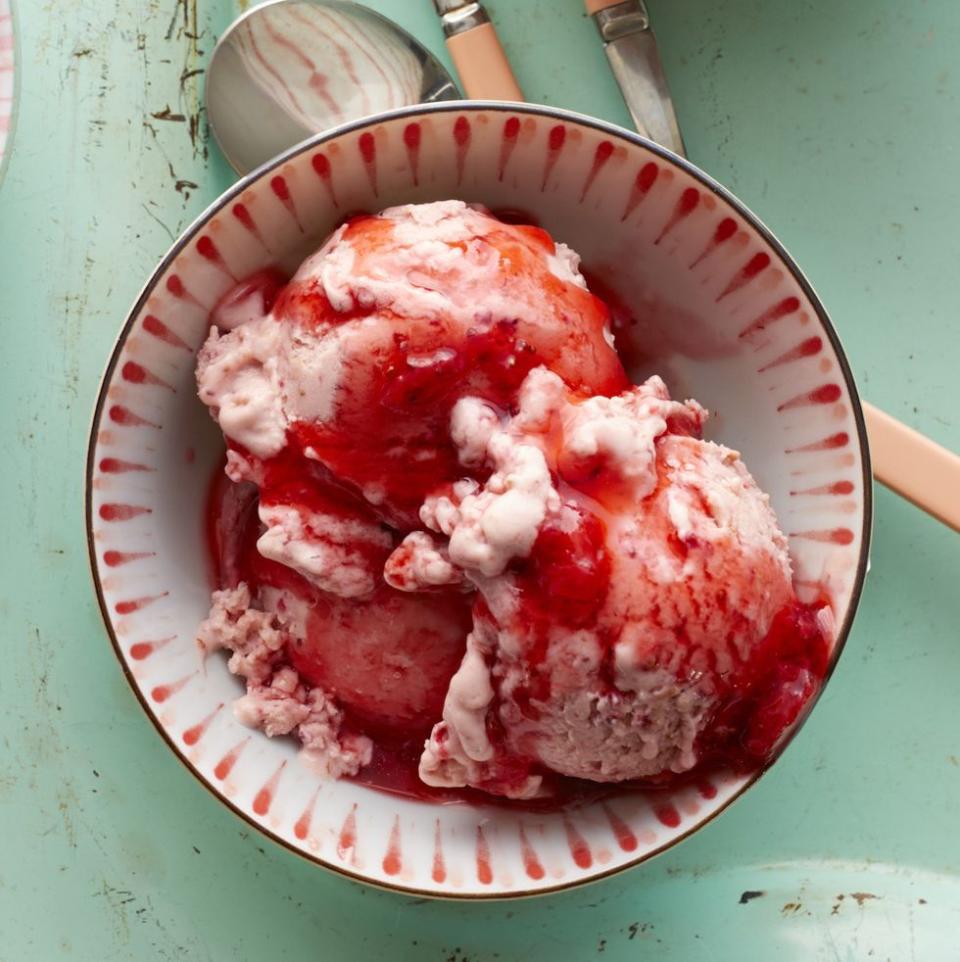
<box><xmin>205</xmin><ymin>451</ymin><xmax>829</xmax><ymax>808</ymax></box>
<box><xmin>198</xmin><ymin>206</ymin><xmax>832</xmax><ymax>810</ymax></box>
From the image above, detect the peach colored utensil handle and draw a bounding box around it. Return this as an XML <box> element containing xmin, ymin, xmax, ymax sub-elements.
<box><xmin>863</xmin><ymin>402</ymin><xmax>960</xmax><ymax>532</ymax></box>
<box><xmin>445</xmin><ymin>22</ymin><xmax>523</xmax><ymax>101</ymax></box>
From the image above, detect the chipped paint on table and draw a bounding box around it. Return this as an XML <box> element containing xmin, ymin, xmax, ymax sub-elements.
<box><xmin>1</xmin><ymin>0</ymin><xmax>959</xmax><ymax>958</ymax></box>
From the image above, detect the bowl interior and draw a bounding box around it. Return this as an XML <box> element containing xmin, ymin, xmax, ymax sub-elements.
<box><xmin>88</xmin><ymin>103</ymin><xmax>870</xmax><ymax>897</ymax></box>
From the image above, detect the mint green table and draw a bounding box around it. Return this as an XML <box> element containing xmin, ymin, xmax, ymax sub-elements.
<box><xmin>2</xmin><ymin>1</ymin><xmax>958</xmax><ymax>958</ymax></box>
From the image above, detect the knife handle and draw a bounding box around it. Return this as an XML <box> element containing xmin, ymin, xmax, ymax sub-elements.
<box><xmin>433</xmin><ymin>2</ymin><xmax>524</xmax><ymax>102</ymax></box>
<box><xmin>863</xmin><ymin>402</ymin><xmax>960</xmax><ymax>533</ymax></box>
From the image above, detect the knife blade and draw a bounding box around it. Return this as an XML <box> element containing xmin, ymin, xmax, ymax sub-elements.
<box><xmin>586</xmin><ymin>0</ymin><xmax>686</xmax><ymax>157</ymax></box>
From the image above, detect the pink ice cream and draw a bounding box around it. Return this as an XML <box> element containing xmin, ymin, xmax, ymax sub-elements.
<box><xmin>196</xmin><ymin>201</ymin><xmax>829</xmax><ymax>798</ymax></box>
<box><xmin>198</xmin><ymin>200</ymin><xmax>627</xmax><ymax>527</ymax></box>
<box><xmin>391</xmin><ymin>369</ymin><xmax>828</xmax><ymax>798</ymax></box>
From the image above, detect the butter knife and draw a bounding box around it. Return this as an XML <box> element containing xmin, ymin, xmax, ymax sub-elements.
<box><xmin>586</xmin><ymin>0</ymin><xmax>685</xmax><ymax>156</ymax></box>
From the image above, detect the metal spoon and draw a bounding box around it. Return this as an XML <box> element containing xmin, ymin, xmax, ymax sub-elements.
<box><xmin>206</xmin><ymin>0</ymin><xmax>460</xmax><ymax>175</ymax></box>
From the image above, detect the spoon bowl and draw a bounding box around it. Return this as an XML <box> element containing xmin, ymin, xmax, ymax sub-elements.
<box><xmin>206</xmin><ymin>0</ymin><xmax>460</xmax><ymax>174</ymax></box>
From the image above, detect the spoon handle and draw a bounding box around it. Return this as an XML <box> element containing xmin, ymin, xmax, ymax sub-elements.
<box><xmin>863</xmin><ymin>402</ymin><xmax>960</xmax><ymax>532</ymax></box>
<box><xmin>432</xmin><ymin>1</ymin><xmax>524</xmax><ymax>101</ymax></box>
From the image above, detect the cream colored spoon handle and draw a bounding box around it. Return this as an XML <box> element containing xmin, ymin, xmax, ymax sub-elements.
<box><xmin>863</xmin><ymin>402</ymin><xmax>960</xmax><ymax>532</ymax></box>
<box><xmin>432</xmin><ymin>1</ymin><xmax>524</xmax><ymax>101</ymax></box>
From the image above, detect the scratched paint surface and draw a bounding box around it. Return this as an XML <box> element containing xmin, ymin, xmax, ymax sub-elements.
<box><xmin>1</xmin><ymin>0</ymin><xmax>959</xmax><ymax>958</ymax></box>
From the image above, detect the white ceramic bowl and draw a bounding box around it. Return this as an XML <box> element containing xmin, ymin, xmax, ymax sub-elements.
<box><xmin>86</xmin><ymin>103</ymin><xmax>871</xmax><ymax>898</ymax></box>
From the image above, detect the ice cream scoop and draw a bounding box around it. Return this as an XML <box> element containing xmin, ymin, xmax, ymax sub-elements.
<box><xmin>199</xmin><ymin>200</ymin><xmax>628</xmax><ymax>528</ymax></box>
<box><xmin>393</xmin><ymin>367</ymin><xmax>830</xmax><ymax>798</ymax></box>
